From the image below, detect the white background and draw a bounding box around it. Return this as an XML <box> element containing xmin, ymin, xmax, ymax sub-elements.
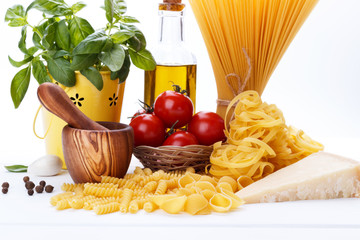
<box><xmin>0</xmin><ymin>0</ymin><xmax>359</xmax><ymax>163</ymax></box>
<box><xmin>0</xmin><ymin>1</ymin><xmax>360</xmax><ymax>238</ymax></box>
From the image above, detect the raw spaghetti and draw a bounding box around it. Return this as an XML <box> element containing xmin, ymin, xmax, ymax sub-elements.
<box><xmin>189</xmin><ymin>0</ymin><xmax>319</xmax><ymax>118</ymax></box>
<box><xmin>209</xmin><ymin>91</ymin><xmax>324</xmax><ymax>181</ymax></box>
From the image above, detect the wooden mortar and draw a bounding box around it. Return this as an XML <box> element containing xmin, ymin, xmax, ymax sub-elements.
<box><xmin>37</xmin><ymin>83</ymin><xmax>134</xmax><ymax>183</ymax></box>
<box><xmin>62</xmin><ymin>122</ymin><xmax>133</xmax><ymax>183</ymax></box>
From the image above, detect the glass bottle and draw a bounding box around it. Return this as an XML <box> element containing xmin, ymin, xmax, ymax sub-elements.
<box><xmin>144</xmin><ymin>0</ymin><xmax>197</xmax><ymax>109</ymax></box>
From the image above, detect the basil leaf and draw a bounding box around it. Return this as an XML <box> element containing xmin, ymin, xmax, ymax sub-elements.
<box><xmin>28</xmin><ymin>47</ymin><xmax>38</xmax><ymax>56</ymax></box>
<box><xmin>80</xmin><ymin>66</ymin><xmax>103</xmax><ymax>91</ymax></box>
<box><xmin>5</xmin><ymin>5</ymin><xmax>27</xmax><ymax>27</ymax></box>
<box><xmin>105</xmin><ymin>0</ymin><xmax>114</xmax><ymax>24</ymax></box>
<box><xmin>32</xmin><ymin>32</ymin><xmax>44</xmax><ymax>50</ymax></box>
<box><xmin>71</xmin><ymin>2</ymin><xmax>86</xmax><ymax>14</ymax></box>
<box><xmin>32</xmin><ymin>19</ymin><xmax>52</xmax><ymax>50</ymax></box>
<box><xmin>120</xmin><ymin>16</ymin><xmax>139</xmax><ymax>23</ymax></box>
<box><xmin>10</xmin><ymin>66</ymin><xmax>32</xmax><ymax>108</ymax></box>
<box><xmin>111</xmin><ymin>52</ymin><xmax>130</xmax><ymax>83</ymax></box>
<box><xmin>30</xmin><ymin>0</ymin><xmax>72</xmax><ymax>16</ymax></box>
<box><xmin>55</xmin><ymin>20</ymin><xmax>70</xmax><ymax>51</ymax></box>
<box><xmin>128</xmin><ymin>48</ymin><xmax>156</xmax><ymax>71</ymax></box>
<box><xmin>98</xmin><ymin>44</ymin><xmax>125</xmax><ymax>72</ymax></box>
<box><xmin>32</xmin><ymin>58</ymin><xmax>51</xmax><ymax>84</ymax></box>
<box><xmin>4</xmin><ymin>165</ymin><xmax>28</xmax><ymax>173</ymax></box>
<box><xmin>69</xmin><ymin>16</ymin><xmax>95</xmax><ymax>46</ymax></box>
<box><xmin>25</xmin><ymin>1</ymin><xmax>36</xmax><ymax>14</ymax></box>
<box><xmin>18</xmin><ymin>26</ymin><xmax>29</xmax><ymax>55</ymax></box>
<box><xmin>47</xmin><ymin>57</ymin><xmax>75</xmax><ymax>86</ymax></box>
<box><xmin>73</xmin><ymin>30</ymin><xmax>111</xmax><ymax>55</ymax></box>
<box><xmin>8</xmin><ymin>55</ymin><xmax>34</xmax><ymax>68</ymax></box>
<box><xmin>18</xmin><ymin>26</ymin><xmax>37</xmax><ymax>56</ymax></box>
<box><xmin>42</xmin><ymin>21</ymin><xmax>58</xmax><ymax>50</ymax></box>
<box><xmin>71</xmin><ymin>54</ymin><xmax>98</xmax><ymax>70</ymax></box>
<box><xmin>37</xmin><ymin>19</ymin><xmax>53</xmax><ymax>36</ymax></box>
<box><xmin>123</xmin><ymin>24</ymin><xmax>146</xmax><ymax>51</ymax></box>
<box><xmin>52</xmin><ymin>50</ymin><xmax>70</xmax><ymax>59</ymax></box>
<box><xmin>113</xmin><ymin>0</ymin><xmax>127</xmax><ymax>17</ymax></box>
<box><xmin>111</xmin><ymin>30</ymin><xmax>135</xmax><ymax>43</ymax></box>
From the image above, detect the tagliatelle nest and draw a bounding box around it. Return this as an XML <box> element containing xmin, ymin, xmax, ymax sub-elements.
<box><xmin>133</xmin><ymin>145</ymin><xmax>213</xmax><ymax>172</ymax></box>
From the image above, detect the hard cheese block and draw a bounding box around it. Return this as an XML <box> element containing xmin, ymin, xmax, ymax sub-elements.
<box><xmin>236</xmin><ymin>152</ymin><xmax>360</xmax><ymax>203</ymax></box>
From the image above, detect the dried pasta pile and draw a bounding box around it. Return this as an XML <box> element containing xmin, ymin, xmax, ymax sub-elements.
<box><xmin>51</xmin><ymin>167</ymin><xmax>244</xmax><ymax>215</ymax></box>
<box><xmin>210</xmin><ymin>91</ymin><xmax>324</xmax><ymax>183</ymax></box>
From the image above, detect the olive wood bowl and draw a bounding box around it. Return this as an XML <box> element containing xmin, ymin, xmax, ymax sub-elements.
<box><xmin>62</xmin><ymin>121</ymin><xmax>134</xmax><ymax>183</ymax></box>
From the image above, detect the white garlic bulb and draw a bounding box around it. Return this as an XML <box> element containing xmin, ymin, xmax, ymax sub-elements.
<box><xmin>27</xmin><ymin>155</ymin><xmax>63</xmax><ymax>176</ymax></box>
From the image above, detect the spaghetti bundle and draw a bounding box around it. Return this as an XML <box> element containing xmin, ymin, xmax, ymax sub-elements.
<box><xmin>189</xmin><ymin>0</ymin><xmax>319</xmax><ymax>118</ymax></box>
<box><xmin>209</xmin><ymin>91</ymin><xmax>323</xmax><ymax>181</ymax></box>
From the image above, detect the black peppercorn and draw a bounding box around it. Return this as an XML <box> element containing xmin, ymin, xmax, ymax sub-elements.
<box><xmin>23</xmin><ymin>176</ymin><xmax>30</xmax><ymax>183</ymax></box>
<box><xmin>28</xmin><ymin>189</ymin><xmax>34</xmax><ymax>196</ymax></box>
<box><xmin>39</xmin><ymin>180</ymin><xmax>46</xmax><ymax>187</ymax></box>
<box><xmin>25</xmin><ymin>181</ymin><xmax>35</xmax><ymax>190</ymax></box>
<box><xmin>35</xmin><ymin>185</ymin><xmax>44</xmax><ymax>193</ymax></box>
<box><xmin>45</xmin><ymin>185</ymin><xmax>54</xmax><ymax>193</ymax></box>
<box><xmin>2</xmin><ymin>182</ymin><xmax>9</xmax><ymax>188</ymax></box>
<box><xmin>2</xmin><ymin>188</ymin><xmax>8</xmax><ymax>194</ymax></box>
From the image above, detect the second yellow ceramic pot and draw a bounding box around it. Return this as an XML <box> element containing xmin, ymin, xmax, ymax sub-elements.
<box><xmin>42</xmin><ymin>71</ymin><xmax>126</xmax><ymax>169</ymax></box>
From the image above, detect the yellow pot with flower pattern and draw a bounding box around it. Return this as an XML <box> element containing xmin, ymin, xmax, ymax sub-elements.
<box><xmin>42</xmin><ymin>71</ymin><xmax>126</xmax><ymax>169</ymax></box>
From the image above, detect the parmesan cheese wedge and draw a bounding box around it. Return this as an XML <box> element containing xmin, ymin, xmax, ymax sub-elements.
<box><xmin>236</xmin><ymin>152</ymin><xmax>360</xmax><ymax>203</ymax></box>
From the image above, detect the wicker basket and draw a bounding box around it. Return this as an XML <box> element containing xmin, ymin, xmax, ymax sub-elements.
<box><xmin>133</xmin><ymin>145</ymin><xmax>213</xmax><ymax>172</ymax></box>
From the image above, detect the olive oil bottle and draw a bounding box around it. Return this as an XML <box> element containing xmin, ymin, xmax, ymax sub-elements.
<box><xmin>144</xmin><ymin>0</ymin><xmax>197</xmax><ymax>108</ymax></box>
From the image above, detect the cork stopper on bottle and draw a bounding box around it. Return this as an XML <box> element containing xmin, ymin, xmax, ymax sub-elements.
<box><xmin>160</xmin><ymin>0</ymin><xmax>184</xmax><ymax>11</ymax></box>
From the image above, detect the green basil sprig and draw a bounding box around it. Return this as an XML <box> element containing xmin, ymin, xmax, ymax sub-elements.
<box><xmin>5</xmin><ymin>0</ymin><xmax>156</xmax><ymax>109</ymax></box>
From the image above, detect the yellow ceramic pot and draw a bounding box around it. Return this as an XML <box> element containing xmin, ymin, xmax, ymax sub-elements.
<box><xmin>42</xmin><ymin>71</ymin><xmax>126</xmax><ymax>169</ymax></box>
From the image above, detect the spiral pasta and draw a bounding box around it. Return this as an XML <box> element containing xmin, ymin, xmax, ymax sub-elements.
<box><xmin>94</xmin><ymin>202</ymin><xmax>120</xmax><ymax>215</ymax></box>
<box><xmin>83</xmin><ymin>185</ymin><xmax>123</xmax><ymax>198</ymax></box>
<box><xmin>143</xmin><ymin>201</ymin><xmax>158</xmax><ymax>213</ymax></box>
<box><xmin>61</xmin><ymin>183</ymin><xmax>85</xmax><ymax>192</ymax></box>
<box><xmin>56</xmin><ymin>198</ymin><xmax>73</xmax><ymax>210</ymax></box>
<box><xmin>83</xmin><ymin>197</ymin><xmax>119</xmax><ymax>210</ymax></box>
<box><xmin>144</xmin><ymin>181</ymin><xmax>158</xmax><ymax>193</ymax></box>
<box><xmin>129</xmin><ymin>198</ymin><xmax>147</xmax><ymax>214</ymax></box>
<box><xmin>210</xmin><ymin>91</ymin><xmax>324</xmax><ymax>181</ymax></box>
<box><xmin>154</xmin><ymin>180</ymin><xmax>168</xmax><ymax>195</ymax></box>
<box><xmin>85</xmin><ymin>183</ymin><xmax>118</xmax><ymax>189</ymax></box>
<box><xmin>70</xmin><ymin>195</ymin><xmax>96</xmax><ymax>209</ymax></box>
<box><xmin>50</xmin><ymin>192</ymin><xmax>74</xmax><ymax>206</ymax></box>
<box><xmin>119</xmin><ymin>189</ymin><xmax>133</xmax><ymax>213</ymax></box>
<box><xmin>101</xmin><ymin>176</ymin><xmax>129</xmax><ymax>187</ymax></box>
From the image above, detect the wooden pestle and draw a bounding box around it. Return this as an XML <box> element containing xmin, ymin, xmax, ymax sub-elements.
<box><xmin>37</xmin><ymin>82</ymin><xmax>108</xmax><ymax>131</ymax></box>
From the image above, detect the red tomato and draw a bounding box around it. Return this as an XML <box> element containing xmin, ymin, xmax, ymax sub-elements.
<box><xmin>163</xmin><ymin>131</ymin><xmax>199</xmax><ymax>147</ymax></box>
<box><xmin>188</xmin><ymin>111</ymin><xmax>226</xmax><ymax>146</ymax></box>
<box><xmin>154</xmin><ymin>90</ymin><xmax>193</xmax><ymax>128</ymax></box>
<box><xmin>130</xmin><ymin>102</ymin><xmax>154</xmax><ymax>122</ymax></box>
<box><xmin>129</xmin><ymin>114</ymin><xmax>166</xmax><ymax>147</ymax></box>
<box><xmin>131</xmin><ymin>109</ymin><xmax>146</xmax><ymax>122</ymax></box>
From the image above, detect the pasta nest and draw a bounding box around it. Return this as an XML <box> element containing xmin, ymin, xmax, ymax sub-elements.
<box><xmin>210</xmin><ymin>91</ymin><xmax>324</xmax><ymax>182</ymax></box>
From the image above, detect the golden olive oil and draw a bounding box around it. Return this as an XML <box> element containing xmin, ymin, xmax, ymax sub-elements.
<box><xmin>144</xmin><ymin>64</ymin><xmax>197</xmax><ymax>109</ymax></box>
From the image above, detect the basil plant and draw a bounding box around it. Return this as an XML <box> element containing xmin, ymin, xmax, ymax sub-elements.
<box><xmin>5</xmin><ymin>0</ymin><xmax>156</xmax><ymax>108</ymax></box>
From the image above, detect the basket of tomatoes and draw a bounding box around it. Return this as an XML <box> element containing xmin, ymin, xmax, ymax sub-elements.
<box><xmin>130</xmin><ymin>86</ymin><xmax>226</xmax><ymax>172</ymax></box>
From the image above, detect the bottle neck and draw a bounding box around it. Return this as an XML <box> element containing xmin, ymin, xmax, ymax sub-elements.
<box><xmin>158</xmin><ymin>10</ymin><xmax>184</xmax><ymax>44</ymax></box>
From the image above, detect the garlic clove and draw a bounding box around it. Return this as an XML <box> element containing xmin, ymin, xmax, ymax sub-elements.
<box><xmin>27</xmin><ymin>155</ymin><xmax>63</xmax><ymax>176</ymax></box>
